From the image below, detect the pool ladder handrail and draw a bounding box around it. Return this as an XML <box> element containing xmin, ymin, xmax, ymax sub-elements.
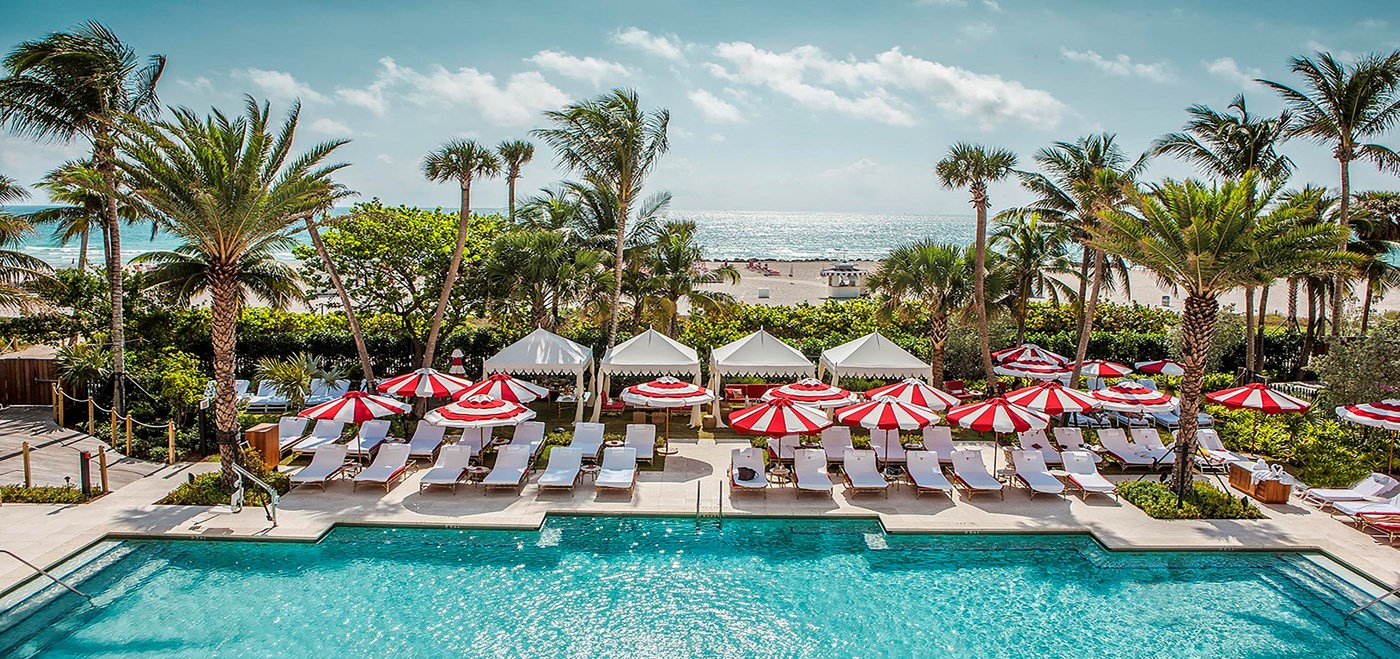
<box><xmin>0</xmin><ymin>549</ymin><xmax>92</xmax><ymax>603</ymax></box>
<box><xmin>228</xmin><ymin>461</ymin><xmax>280</xmax><ymax>528</ymax></box>
<box><xmin>1346</xmin><ymin>583</ymin><xmax>1400</xmax><ymax>618</ymax></box>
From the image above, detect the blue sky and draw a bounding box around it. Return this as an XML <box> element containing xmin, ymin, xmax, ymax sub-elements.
<box><xmin>3</xmin><ymin>0</ymin><xmax>1398</xmax><ymax>214</ymax></box>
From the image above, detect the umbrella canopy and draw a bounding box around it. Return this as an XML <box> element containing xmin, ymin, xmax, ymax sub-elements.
<box><xmin>1004</xmin><ymin>381</ymin><xmax>1099</xmax><ymax>415</ymax></box>
<box><xmin>448</xmin><ymin>348</ymin><xmax>467</xmax><ymax>376</ymax></box>
<box><xmin>455</xmin><ymin>372</ymin><xmax>550</xmax><ymax>404</ymax></box>
<box><xmin>994</xmin><ymin>358</ymin><xmax>1071</xmax><ymax>381</ymax></box>
<box><xmin>299</xmin><ymin>390</ymin><xmax>411</xmax><ymax>423</ymax></box>
<box><xmin>946</xmin><ymin>397</ymin><xmax>1051</xmax><ymax>433</ymax></box>
<box><xmin>761</xmin><ymin>378</ymin><xmax>858</xmax><ymax>408</ymax></box>
<box><xmin>1206</xmin><ymin>383</ymin><xmax>1311</xmax><ymax>414</ymax></box>
<box><xmin>834</xmin><ymin>395</ymin><xmax>941</xmax><ymax>430</ymax></box>
<box><xmin>729</xmin><ymin>398</ymin><xmax>833</xmax><ymax>437</ymax></box>
<box><xmin>992</xmin><ymin>343</ymin><xmax>1069</xmax><ymax>365</ymax></box>
<box><xmin>1336</xmin><ymin>399</ymin><xmax>1400</xmax><ymax>430</ymax></box>
<box><xmin>1077</xmin><ymin>360</ymin><xmax>1133</xmax><ymax>378</ymax></box>
<box><xmin>620</xmin><ymin>377</ymin><xmax>715</xmax><ymax>408</ymax></box>
<box><xmin>1135</xmin><ymin>359</ymin><xmax>1185</xmax><ymax>376</ymax></box>
<box><xmin>424</xmin><ymin>394</ymin><xmax>536</xmax><ymax>428</ymax></box>
<box><xmin>865</xmin><ymin>378</ymin><xmax>960</xmax><ymax>411</ymax></box>
<box><xmin>377</xmin><ymin>368</ymin><xmax>473</xmax><ymax>399</ymax></box>
<box><xmin>1091</xmin><ymin>381</ymin><xmax>1178</xmax><ymax>413</ymax></box>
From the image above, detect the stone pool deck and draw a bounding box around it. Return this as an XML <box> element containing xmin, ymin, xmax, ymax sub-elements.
<box><xmin>2</xmin><ymin>439</ymin><xmax>1397</xmax><ymax>597</ymax></box>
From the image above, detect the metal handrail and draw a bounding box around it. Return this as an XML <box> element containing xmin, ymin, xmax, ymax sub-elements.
<box><xmin>228</xmin><ymin>461</ymin><xmax>280</xmax><ymax>528</ymax></box>
<box><xmin>0</xmin><ymin>549</ymin><xmax>92</xmax><ymax>603</ymax></box>
<box><xmin>1347</xmin><ymin>584</ymin><xmax>1400</xmax><ymax>618</ymax></box>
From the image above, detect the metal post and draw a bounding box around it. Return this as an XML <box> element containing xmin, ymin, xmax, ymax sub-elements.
<box><xmin>167</xmin><ymin>420</ymin><xmax>176</xmax><ymax>465</ymax></box>
<box><xmin>125</xmin><ymin>413</ymin><xmax>133</xmax><ymax>455</ymax></box>
<box><xmin>78</xmin><ymin>451</ymin><xmax>92</xmax><ymax>498</ymax></box>
<box><xmin>21</xmin><ymin>441</ymin><xmax>30</xmax><ymax>488</ymax></box>
<box><xmin>98</xmin><ymin>446</ymin><xmax>109</xmax><ymax>494</ymax></box>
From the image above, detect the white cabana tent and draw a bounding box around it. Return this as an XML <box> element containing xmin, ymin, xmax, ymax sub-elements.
<box><xmin>591</xmin><ymin>329</ymin><xmax>704</xmax><ymax>424</ymax></box>
<box><xmin>485</xmin><ymin>328</ymin><xmax>594</xmax><ymax>422</ymax></box>
<box><xmin>708</xmin><ymin>329</ymin><xmax>815</xmax><ymax>427</ymax></box>
<box><xmin>818</xmin><ymin>331</ymin><xmax>931</xmax><ymax>385</ymax></box>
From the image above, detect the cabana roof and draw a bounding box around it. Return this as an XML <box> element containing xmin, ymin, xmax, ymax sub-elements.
<box><xmin>597</xmin><ymin>328</ymin><xmax>700</xmax><ymax>377</ymax></box>
<box><xmin>484</xmin><ymin>328</ymin><xmax>593</xmax><ymax>376</ymax></box>
<box><xmin>819</xmin><ymin>331</ymin><xmax>930</xmax><ymax>380</ymax></box>
<box><xmin>710</xmin><ymin>329</ymin><xmax>813</xmax><ymax>378</ymax></box>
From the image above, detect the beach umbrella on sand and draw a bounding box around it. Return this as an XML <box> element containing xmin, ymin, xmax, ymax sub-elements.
<box><xmin>835</xmin><ymin>396</ymin><xmax>941</xmax><ymax>462</ymax></box>
<box><xmin>729</xmin><ymin>398</ymin><xmax>833</xmax><ymax>437</ymax></box>
<box><xmin>1207</xmin><ymin>383</ymin><xmax>1311</xmax><ymax>452</ymax></box>
<box><xmin>425</xmin><ymin>394</ymin><xmax>535</xmax><ymax>428</ymax></box>
<box><xmin>1091</xmin><ymin>381</ymin><xmax>1178</xmax><ymax>414</ymax></box>
<box><xmin>762</xmin><ymin>378</ymin><xmax>859</xmax><ymax>408</ymax></box>
<box><xmin>448</xmin><ymin>349</ymin><xmax>467</xmax><ymax>376</ymax></box>
<box><xmin>992</xmin><ymin>343</ymin><xmax>1069</xmax><ymax>365</ymax></box>
<box><xmin>1076</xmin><ymin>360</ymin><xmax>1134</xmax><ymax>379</ymax></box>
<box><xmin>946</xmin><ymin>397</ymin><xmax>1050</xmax><ymax>477</ymax></box>
<box><xmin>456</xmin><ymin>372</ymin><xmax>550</xmax><ymax>404</ymax></box>
<box><xmin>1135</xmin><ymin>359</ymin><xmax>1185</xmax><ymax>377</ymax></box>
<box><xmin>377</xmin><ymin>368</ymin><xmax>473</xmax><ymax>399</ymax></box>
<box><xmin>300</xmin><ymin>390</ymin><xmax>411</xmax><ymax>423</ymax></box>
<box><xmin>865</xmin><ymin>378</ymin><xmax>960</xmax><ymax>411</ymax></box>
<box><xmin>1335</xmin><ymin>400</ymin><xmax>1400</xmax><ymax>471</ymax></box>
<box><xmin>620</xmin><ymin>377</ymin><xmax>716</xmax><ymax>454</ymax></box>
<box><xmin>1004</xmin><ymin>381</ymin><xmax>1099</xmax><ymax>416</ymax></box>
<box><xmin>995</xmin><ymin>358</ymin><xmax>1071</xmax><ymax>381</ymax></box>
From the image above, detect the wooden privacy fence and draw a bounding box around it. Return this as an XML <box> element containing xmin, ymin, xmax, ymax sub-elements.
<box><xmin>0</xmin><ymin>346</ymin><xmax>58</xmax><ymax>406</ymax></box>
<box><xmin>50</xmin><ymin>383</ymin><xmax>179</xmax><ymax>465</ymax></box>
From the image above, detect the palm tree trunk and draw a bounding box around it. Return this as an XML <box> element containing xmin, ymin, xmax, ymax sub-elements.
<box><xmin>209</xmin><ymin>265</ymin><xmax>243</xmax><ymax>487</ymax></box>
<box><xmin>970</xmin><ymin>185</ymin><xmax>996</xmax><ymax>390</ymax></box>
<box><xmin>1069</xmin><ymin>251</ymin><xmax>1104</xmax><ymax>389</ymax></box>
<box><xmin>1297</xmin><ymin>284</ymin><xmax>1318</xmax><ymax>378</ymax></box>
<box><xmin>1331</xmin><ymin>158</ymin><xmax>1350</xmax><ymax>336</ymax></box>
<box><xmin>305</xmin><ymin>216</ymin><xmax>374</xmax><ymax>382</ymax></box>
<box><xmin>1286</xmin><ymin>278</ymin><xmax>1299</xmax><ymax>331</ymax></box>
<box><xmin>507</xmin><ymin>175</ymin><xmax>518</xmax><ymax>223</ymax></box>
<box><xmin>1254</xmin><ymin>285</ymin><xmax>1269</xmax><ymax>373</ymax></box>
<box><xmin>606</xmin><ymin>197</ymin><xmax>629</xmax><ymax>348</ymax></box>
<box><xmin>930</xmin><ymin>313</ymin><xmax>948</xmax><ymax>386</ymax></box>
<box><xmin>1015</xmin><ymin>280</ymin><xmax>1029</xmax><ymax>344</ymax></box>
<box><xmin>1072</xmin><ymin>248</ymin><xmax>1091</xmax><ymax>336</ymax></box>
<box><xmin>422</xmin><ymin>178</ymin><xmax>472</xmax><ymax>369</ymax></box>
<box><xmin>1243</xmin><ymin>287</ymin><xmax>1256</xmax><ymax>376</ymax></box>
<box><xmin>1171</xmin><ymin>293</ymin><xmax>1218</xmax><ymax>497</ymax></box>
<box><xmin>1360</xmin><ymin>276</ymin><xmax>1374</xmax><ymax>335</ymax></box>
<box><xmin>96</xmin><ymin>138</ymin><xmax>126</xmax><ymax>417</ymax></box>
<box><xmin>78</xmin><ymin>227</ymin><xmax>89</xmax><ymax>271</ymax></box>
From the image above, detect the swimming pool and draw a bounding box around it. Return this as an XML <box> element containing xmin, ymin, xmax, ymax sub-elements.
<box><xmin>2</xmin><ymin>517</ymin><xmax>1396</xmax><ymax>657</ymax></box>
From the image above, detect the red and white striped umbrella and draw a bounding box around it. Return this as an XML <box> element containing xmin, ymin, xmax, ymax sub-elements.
<box><xmin>620</xmin><ymin>377</ymin><xmax>715</xmax><ymax>408</ymax></box>
<box><xmin>946</xmin><ymin>397</ymin><xmax>1051</xmax><ymax>433</ymax></box>
<box><xmin>995</xmin><ymin>357</ymin><xmax>1071</xmax><ymax>381</ymax></box>
<box><xmin>299</xmin><ymin>390</ymin><xmax>411</xmax><ymax>423</ymax></box>
<box><xmin>992</xmin><ymin>343</ymin><xmax>1069</xmax><ymax>365</ymax></box>
<box><xmin>761</xmin><ymin>378</ymin><xmax>857</xmax><ymax>408</ymax></box>
<box><xmin>1206</xmin><ymin>383</ymin><xmax>1310</xmax><ymax>414</ymax></box>
<box><xmin>1091</xmin><ymin>381</ymin><xmax>1178</xmax><ymax>413</ymax></box>
<box><xmin>448</xmin><ymin>348</ymin><xmax>467</xmax><ymax>376</ymax></box>
<box><xmin>424</xmin><ymin>394</ymin><xmax>536</xmax><ymax>428</ymax></box>
<box><xmin>834</xmin><ymin>395</ymin><xmax>940</xmax><ymax>430</ymax></box>
<box><xmin>865</xmin><ymin>378</ymin><xmax>960</xmax><ymax>411</ymax></box>
<box><xmin>377</xmin><ymin>368</ymin><xmax>473</xmax><ymax>399</ymax></box>
<box><xmin>1336</xmin><ymin>399</ymin><xmax>1400</xmax><ymax>430</ymax></box>
<box><xmin>1004</xmin><ymin>381</ymin><xmax>1099</xmax><ymax>415</ymax></box>
<box><xmin>1135</xmin><ymin>359</ymin><xmax>1185</xmax><ymax>376</ymax></box>
<box><xmin>729</xmin><ymin>398</ymin><xmax>833</xmax><ymax>436</ymax></box>
<box><xmin>455</xmin><ymin>372</ymin><xmax>550</xmax><ymax>404</ymax></box>
<box><xmin>1076</xmin><ymin>360</ymin><xmax>1133</xmax><ymax>378</ymax></box>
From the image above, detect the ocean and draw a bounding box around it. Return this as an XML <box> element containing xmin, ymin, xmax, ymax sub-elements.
<box><xmin>2</xmin><ymin>206</ymin><xmax>976</xmax><ymax>265</ymax></box>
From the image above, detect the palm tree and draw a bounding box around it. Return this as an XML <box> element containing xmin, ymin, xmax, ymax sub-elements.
<box><xmin>533</xmin><ymin>88</ymin><xmax>670</xmax><ymax>348</ymax></box>
<box><xmin>134</xmin><ymin>245</ymin><xmax>303</xmax><ymax>310</ymax></box>
<box><xmin>0</xmin><ymin>210</ymin><xmax>52</xmax><ymax>313</ymax></box>
<box><xmin>1092</xmin><ymin>173</ymin><xmax>1352</xmax><ymax>496</ymax></box>
<box><xmin>0</xmin><ymin>21</ymin><xmax>165</xmax><ymax>417</ymax></box>
<box><xmin>1259</xmin><ymin>50</ymin><xmax>1400</xmax><ymax>335</ymax></box>
<box><xmin>496</xmin><ymin>140</ymin><xmax>535</xmax><ymax>223</ymax></box>
<box><xmin>26</xmin><ymin>161</ymin><xmax>137</xmax><ymax>271</ymax></box>
<box><xmin>636</xmin><ymin>220</ymin><xmax>740</xmax><ymax>336</ymax></box>
<box><xmin>0</xmin><ymin>174</ymin><xmax>25</xmax><ymax>204</ymax></box>
<box><xmin>483</xmin><ymin>228</ymin><xmax>605</xmax><ymax>330</ymax></box>
<box><xmin>116</xmin><ymin>97</ymin><xmax>349</xmax><ymax>485</ymax></box>
<box><xmin>990</xmin><ymin>211</ymin><xmax>1078</xmax><ymax>343</ymax></box>
<box><xmin>1351</xmin><ymin>191</ymin><xmax>1400</xmax><ymax>334</ymax></box>
<box><xmin>867</xmin><ymin>241</ymin><xmax>978</xmax><ymax>385</ymax></box>
<box><xmin>303</xmin><ymin>211</ymin><xmax>374</xmax><ymax>382</ymax></box>
<box><xmin>1014</xmin><ymin>134</ymin><xmax>1145</xmax><ymax>386</ymax></box>
<box><xmin>421</xmin><ymin>139</ymin><xmax>500</xmax><ymax>370</ymax></box>
<box><xmin>254</xmin><ymin>352</ymin><xmax>346</xmax><ymax>410</ymax></box>
<box><xmin>1152</xmin><ymin>94</ymin><xmax>1294</xmax><ymax>373</ymax></box>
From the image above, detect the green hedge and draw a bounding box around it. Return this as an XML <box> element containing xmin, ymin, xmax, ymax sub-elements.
<box><xmin>1117</xmin><ymin>481</ymin><xmax>1264</xmax><ymax>519</ymax></box>
<box><xmin>0</xmin><ymin>484</ymin><xmax>90</xmax><ymax>504</ymax></box>
<box><xmin>158</xmin><ymin>449</ymin><xmax>292</xmax><ymax>506</ymax></box>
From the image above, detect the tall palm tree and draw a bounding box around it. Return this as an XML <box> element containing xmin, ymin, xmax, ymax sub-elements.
<box><xmin>1015</xmin><ymin>134</ymin><xmax>1145</xmax><ymax>386</ymax></box>
<box><xmin>533</xmin><ymin>88</ymin><xmax>670</xmax><ymax>348</ymax></box>
<box><xmin>496</xmin><ymin>140</ymin><xmax>535</xmax><ymax>223</ymax></box>
<box><xmin>421</xmin><ymin>139</ymin><xmax>500</xmax><ymax>370</ymax></box>
<box><xmin>1259</xmin><ymin>50</ymin><xmax>1400</xmax><ymax>335</ymax></box>
<box><xmin>1092</xmin><ymin>173</ymin><xmax>1352</xmax><ymax>496</ymax></box>
<box><xmin>0</xmin><ymin>21</ymin><xmax>165</xmax><ymax>416</ymax></box>
<box><xmin>1152</xmin><ymin>94</ymin><xmax>1294</xmax><ymax>373</ymax></box>
<box><xmin>117</xmin><ymin>97</ymin><xmax>349</xmax><ymax>485</ymax></box>
<box><xmin>990</xmin><ymin>211</ymin><xmax>1078</xmax><ymax>343</ymax></box>
<box><xmin>636</xmin><ymin>220</ymin><xmax>740</xmax><ymax>337</ymax></box>
<box><xmin>0</xmin><ymin>174</ymin><xmax>25</xmax><ymax>204</ymax></box>
<box><xmin>26</xmin><ymin>161</ymin><xmax>137</xmax><ymax>271</ymax></box>
<box><xmin>483</xmin><ymin>228</ymin><xmax>605</xmax><ymax>330</ymax></box>
<box><xmin>1351</xmin><ymin>191</ymin><xmax>1400</xmax><ymax>334</ymax></box>
<box><xmin>303</xmin><ymin>211</ymin><xmax>374</xmax><ymax>382</ymax></box>
<box><xmin>867</xmin><ymin>241</ymin><xmax>978</xmax><ymax>385</ymax></box>
<box><xmin>936</xmin><ymin>143</ymin><xmax>1019</xmax><ymax>389</ymax></box>
<box><xmin>134</xmin><ymin>245</ymin><xmax>303</xmax><ymax>310</ymax></box>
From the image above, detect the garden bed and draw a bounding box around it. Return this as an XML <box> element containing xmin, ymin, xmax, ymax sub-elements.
<box><xmin>0</xmin><ymin>484</ymin><xmax>91</xmax><ymax>504</ymax></box>
<box><xmin>1116</xmin><ymin>480</ymin><xmax>1264</xmax><ymax>520</ymax></box>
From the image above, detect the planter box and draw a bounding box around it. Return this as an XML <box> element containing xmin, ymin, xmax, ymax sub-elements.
<box><xmin>1227</xmin><ymin>461</ymin><xmax>1291</xmax><ymax>504</ymax></box>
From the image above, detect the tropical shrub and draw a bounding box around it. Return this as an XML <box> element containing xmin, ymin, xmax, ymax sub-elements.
<box><xmin>1313</xmin><ymin>319</ymin><xmax>1400</xmax><ymax>406</ymax></box>
<box><xmin>0</xmin><ymin>484</ymin><xmax>89</xmax><ymax>504</ymax></box>
<box><xmin>1117</xmin><ymin>480</ymin><xmax>1264</xmax><ymax>519</ymax></box>
<box><xmin>158</xmin><ymin>448</ymin><xmax>291</xmax><ymax>506</ymax></box>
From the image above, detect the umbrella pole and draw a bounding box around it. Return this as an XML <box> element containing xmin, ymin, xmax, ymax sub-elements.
<box><xmin>659</xmin><ymin>410</ymin><xmax>678</xmax><ymax>456</ymax></box>
<box><xmin>1251</xmin><ymin>411</ymin><xmax>1260</xmax><ymax>453</ymax></box>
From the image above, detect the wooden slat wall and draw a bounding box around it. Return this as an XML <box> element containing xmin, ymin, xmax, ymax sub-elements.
<box><xmin>0</xmin><ymin>358</ymin><xmax>56</xmax><ymax>405</ymax></box>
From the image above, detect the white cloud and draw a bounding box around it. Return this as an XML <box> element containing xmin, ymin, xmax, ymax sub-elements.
<box><xmin>688</xmin><ymin>89</ymin><xmax>744</xmax><ymax>123</ymax></box>
<box><xmin>1204</xmin><ymin>57</ymin><xmax>1262</xmax><ymax>86</ymax></box>
<box><xmin>336</xmin><ymin>57</ymin><xmax>403</xmax><ymax>116</ymax></box>
<box><xmin>524</xmin><ymin>50</ymin><xmax>630</xmax><ymax>87</ymax></box>
<box><xmin>1305</xmin><ymin>39</ymin><xmax>1358</xmax><ymax>62</ymax></box>
<box><xmin>982</xmin><ymin>0</ymin><xmax>1002</xmax><ymax>12</ymax></box>
<box><xmin>610</xmin><ymin>27</ymin><xmax>685</xmax><ymax>61</ymax></box>
<box><xmin>177</xmin><ymin>76</ymin><xmax>214</xmax><ymax>94</ymax></box>
<box><xmin>960</xmin><ymin>22</ymin><xmax>996</xmax><ymax>39</ymax></box>
<box><xmin>232</xmin><ymin>68</ymin><xmax>328</xmax><ymax>103</ymax></box>
<box><xmin>707</xmin><ymin>43</ymin><xmax>1064</xmax><ymax>129</ymax></box>
<box><xmin>308</xmin><ymin>117</ymin><xmax>353</xmax><ymax>135</ymax></box>
<box><xmin>821</xmin><ymin>158</ymin><xmax>879</xmax><ymax>179</ymax></box>
<box><xmin>333</xmin><ymin>57</ymin><xmax>569</xmax><ymax>125</ymax></box>
<box><xmin>1060</xmin><ymin>49</ymin><xmax>1175</xmax><ymax>82</ymax></box>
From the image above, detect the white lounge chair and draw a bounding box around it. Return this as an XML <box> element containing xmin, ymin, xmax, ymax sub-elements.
<box><xmin>248</xmin><ymin>381</ymin><xmax>288</xmax><ymax>411</ymax></box>
<box><xmin>1195</xmin><ymin>428</ymin><xmax>1247</xmax><ymax>466</ymax></box>
<box><xmin>277</xmin><ymin>416</ymin><xmax>308</xmax><ymax>452</ymax></box>
<box><xmin>921</xmin><ymin>426</ymin><xmax>957</xmax><ymax>464</ymax></box>
<box><xmin>419</xmin><ymin>444</ymin><xmax>473</xmax><ymax>493</ymax></box>
<box><xmin>569</xmin><ymin>422</ymin><xmax>605</xmax><ymax>462</ymax></box>
<box><xmin>842</xmin><ymin>449</ymin><xmax>889</xmax><ymax>497</ymax></box>
<box><xmin>768</xmin><ymin>434</ymin><xmax>800</xmax><ymax>464</ymax></box>
<box><xmin>1052</xmin><ymin>427</ymin><xmax>1102</xmax><ymax>463</ymax></box>
<box><xmin>595</xmin><ymin>447</ymin><xmax>638</xmax><ymax>495</ymax></box>
<box><xmin>306</xmin><ymin>378</ymin><xmax>351</xmax><ymax>405</ymax></box>
<box><xmin>347</xmin><ymin>419</ymin><xmax>392</xmax><ymax>458</ymax></box>
<box><xmin>1333</xmin><ymin>493</ymin><xmax>1400</xmax><ymax>520</ymax></box>
<box><xmin>906</xmin><ymin>451</ymin><xmax>954</xmax><ymax>498</ymax></box>
<box><xmin>482</xmin><ymin>445</ymin><xmax>532</xmax><ymax>493</ymax></box>
<box><xmin>730</xmin><ymin>447</ymin><xmax>769</xmax><ymax>495</ymax></box>
<box><xmin>406</xmin><ymin>420</ymin><xmax>447</xmax><ymax>460</ymax></box>
<box><xmin>871</xmin><ymin>429</ymin><xmax>906</xmax><ymax>464</ymax></box>
<box><xmin>624</xmin><ymin>424</ymin><xmax>656</xmax><ymax>464</ymax></box>
<box><xmin>537</xmin><ymin>447</ymin><xmax>584</xmax><ymax>492</ymax></box>
<box><xmin>1017</xmin><ymin>429</ymin><xmax>1062</xmax><ymax>465</ymax></box>
<box><xmin>234</xmin><ymin>379</ymin><xmax>252</xmax><ymax>401</ymax></box>
<box><xmin>793</xmin><ymin>448</ymin><xmax>833</xmax><ymax>496</ymax></box>
<box><xmin>1097</xmin><ymin>429</ymin><xmax>1170</xmax><ymax>470</ymax></box>
<box><xmin>290</xmin><ymin>444</ymin><xmax>349</xmax><ymax>489</ymax></box>
<box><xmin>456</xmin><ymin>427</ymin><xmax>493</xmax><ymax>458</ymax></box>
<box><xmin>950</xmin><ymin>449</ymin><xmax>1004</xmax><ymax>499</ymax></box>
<box><xmin>821</xmin><ymin>426</ymin><xmax>853</xmax><ymax>462</ymax></box>
<box><xmin>509</xmin><ymin>421</ymin><xmax>546</xmax><ymax>459</ymax></box>
<box><xmin>1300</xmin><ymin>473</ymin><xmax>1400</xmax><ymax>509</ymax></box>
<box><xmin>292</xmin><ymin>420</ymin><xmax>345</xmax><ymax>452</ymax></box>
<box><xmin>1131</xmin><ymin>428</ymin><xmax>1175</xmax><ymax>453</ymax></box>
<box><xmin>1011</xmin><ymin>449</ymin><xmax>1065</xmax><ymax>499</ymax></box>
<box><xmin>1063</xmin><ymin>451</ymin><xmax>1118</xmax><ymax>500</ymax></box>
<box><xmin>352</xmin><ymin>442</ymin><xmax>414</xmax><ymax>492</ymax></box>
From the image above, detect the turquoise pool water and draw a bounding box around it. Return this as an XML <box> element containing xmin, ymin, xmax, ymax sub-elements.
<box><xmin>1</xmin><ymin>518</ymin><xmax>1396</xmax><ymax>658</ymax></box>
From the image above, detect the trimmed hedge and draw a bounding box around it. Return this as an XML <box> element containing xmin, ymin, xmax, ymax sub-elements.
<box><xmin>0</xmin><ymin>485</ymin><xmax>90</xmax><ymax>504</ymax></box>
<box><xmin>1117</xmin><ymin>480</ymin><xmax>1264</xmax><ymax>520</ymax></box>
